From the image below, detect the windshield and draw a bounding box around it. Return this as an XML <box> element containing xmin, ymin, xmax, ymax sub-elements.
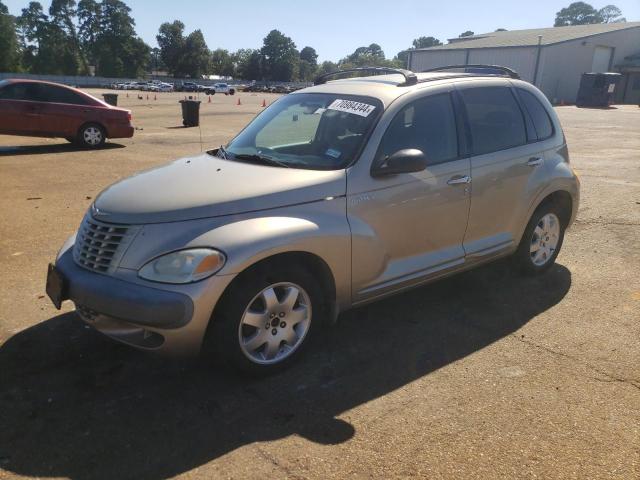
<box><xmin>224</xmin><ymin>93</ymin><xmax>383</xmax><ymax>170</ymax></box>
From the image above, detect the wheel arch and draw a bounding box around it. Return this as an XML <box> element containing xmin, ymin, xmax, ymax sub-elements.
<box><xmin>210</xmin><ymin>250</ymin><xmax>339</xmax><ymax>330</ymax></box>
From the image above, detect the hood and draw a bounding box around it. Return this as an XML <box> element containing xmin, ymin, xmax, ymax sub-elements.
<box><xmin>93</xmin><ymin>153</ymin><xmax>346</xmax><ymax>224</ymax></box>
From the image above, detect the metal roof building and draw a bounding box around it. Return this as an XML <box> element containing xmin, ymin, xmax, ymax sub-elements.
<box><xmin>408</xmin><ymin>22</ymin><xmax>640</xmax><ymax>104</ymax></box>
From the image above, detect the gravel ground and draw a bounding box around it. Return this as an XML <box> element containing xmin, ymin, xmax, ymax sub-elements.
<box><xmin>0</xmin><ymin>92</ymin><xmax>638</xmax><ymax>480</ymax></box>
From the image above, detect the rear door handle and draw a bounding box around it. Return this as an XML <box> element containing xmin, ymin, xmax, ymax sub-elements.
<box><xmin>527</xmin><ymin>157</ymin><xmax>543</xmax><ymax>167</ymax></box>
<box><xmin>447</xmin><ymin>175</ymin><xmax>471</xmax><ymax>185</ymax></box>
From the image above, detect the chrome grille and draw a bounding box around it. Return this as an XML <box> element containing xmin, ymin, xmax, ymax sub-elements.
<box><xmin>73</xmin><ymin>215</ymin><xmax>137</xmax><ymax>273</ymax></box>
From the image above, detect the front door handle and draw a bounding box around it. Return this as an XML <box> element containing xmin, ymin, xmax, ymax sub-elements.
<box><xmin>527</xmin><ymin>157</ymin><xmax>543</xmax><ymax>167</ymax></box>
<box><xmin>447</xmin><ymin>175</ymin><xmax>471</xmax><ymax>185</ymax></box>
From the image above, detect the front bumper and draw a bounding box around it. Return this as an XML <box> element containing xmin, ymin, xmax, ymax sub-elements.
<box><xmin>54</xmin><ymin>249</ymin><xmax>235</xmax><ymax>356</ymax></box>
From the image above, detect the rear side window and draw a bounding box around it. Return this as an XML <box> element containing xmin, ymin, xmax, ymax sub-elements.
<box><xmin>460</xmin><ymin>87</ymin><xmax>527</xmax><ymax>155</ymax></box>
<box><xmin>377</xmin><ymin>93</ymin><xmax>458</xmax><ymax>165</ymax></box>
<box><xmin>38</xmin><ymin>85</ymin><xmax>89</xmax><ymax>105</ymax></box>
<box><xmin>517</xmin><ymin>89</ymin><xmax>554</xmax><ymax>140</ymax></box>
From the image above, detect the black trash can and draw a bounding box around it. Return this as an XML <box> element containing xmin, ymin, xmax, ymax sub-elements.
<box><xmin>179</xmin><ymin>99</ymin><xmax>201</xmax><ymax>127</ymax></box>
<box><xmin>102</xmin><ymin>93</ymin><xmax>118</xmax><ymax>106</ymax></box>
<box><xmin>576</xmin><ymin>72</ymin><xmax>622</xmax><ymax>107</ymax></box>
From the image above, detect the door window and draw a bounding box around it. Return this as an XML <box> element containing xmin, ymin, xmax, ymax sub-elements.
<box><xmin>460</xmin><ymin>87</ymin><xmax>527</xmax><ymax>155</ymax></box>
<box><xmin>38</xmin><ymin>85</ymin><xmax>89</xmax><ymax>105</ymax></box>
<box><xmin>517</xmin><ymin>89</ymin><xmax>554</xmax><ymax>140</ymax></box>
<box><xmin>376</xmin><ymin>93</ymin><xmax>458</xmax><ymax>165</ymax></box>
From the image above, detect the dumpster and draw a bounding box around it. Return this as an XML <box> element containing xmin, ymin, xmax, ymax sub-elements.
<box><xmin>576</xmin><ymin>72</ymin><xmax>622</xmax><ymax>107</ymax></box>
<box><xmin>179</xmin><ymin>99</ymin><xmax>201</xmax><ymax>127</ymax></box>
<box><xmin>102</xmin><ymin>93</ymin><xmax>118</xmax><ymax>106</ymax></box>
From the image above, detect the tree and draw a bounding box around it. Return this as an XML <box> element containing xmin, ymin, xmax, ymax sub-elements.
<box><xmin>77</xmin><ymin>0</ymin><xmax>101</xmax><ymax>67</ymax></box>
<box><xmin>0</xmin><ymin>1</ymin><xmax>21</xmax><ymax>72</ymax></box>
<box><xmin>340</xmin><ymin>43</ymin><xmax>396</xmax><ymax>69</ymax></box>
<box><xmin>211</xmin><ymin>48</ymin><xmax>235</xmax><ymax>77</ymax></box>
<box><xmin>179</xmin><ymin>29</ymin><xmax>210</xmax><ymax>78</ymax></box>
<box><xmin>599</xmin><ymin>5</ymin><xmax>625</xmax><ymax>23</ymax></box>
<box><xmin>495</xmin><ymin>28</ymin><xmax>508</xmax><ymax>31</ymax></box>
<box><xmin>235</xmin><ymin>48</ymin><xmax>261</xmax><ymax>80</ymax></box>
<box><xmin>260</xmin><ymin>29</ymin><xmax>298</xmax><ymax>81</ymax></box>
<box><xmin>94</xmin><ymin>0</ymin><xmax>149</xmax><ymax>77</ymax></box>
<box><xmin>459</xmin><ymin>30</ymin><xmax>474</xmax><ymax>37</ymax></box>
<box><xmin>298</xmin><ymin>46</ymin><xmax>318</xmax><ymax>81</ymax></box>
<box><xmin>157</xmin><ymin>20</ymin><xmax>186</xmax><ymax>75</ymax></box>
<box><xmin>49</xmin><ymin>0</ymin><xmax>86</xmax><ymax>73</ymax></box>
<box><xmin>412</xmin><ymin>36</ymin><xmax>442</xmax><ymax>49</ymax></box>
<box><xmin>554</xmin><ymin>2</ymin><xmax>602</xmax><ymax>26</ymax></box>
<box><xmin>317</xmin><ymin>60</ymin><xmax>338</xmax><ymax>76</ymax></box>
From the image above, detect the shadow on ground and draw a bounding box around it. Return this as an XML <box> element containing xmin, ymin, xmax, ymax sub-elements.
<box><xmin>0</xmin><ymin>143</ymin><xmax>125</xmax><ymax>156</ymax></box>
<box><xmin>0</xmin><ymin>261</ymin><xmax>571</xmax><ymax>480</ymax></box>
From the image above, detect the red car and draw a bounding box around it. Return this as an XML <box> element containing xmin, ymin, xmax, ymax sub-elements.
<box><xmin>0</xmin><ymin>79</ymin><xmax>134</xmax><ymax>148</ymax></box>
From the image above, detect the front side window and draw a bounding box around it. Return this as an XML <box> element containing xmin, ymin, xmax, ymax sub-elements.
<box><xmin>376</xmin><ymin>93</ymin><xmax>458</xmax><ymax>166</ymax></box>
<box><xmin>225</xmin><ymin>93</ymin><xmax>382</xmax><ymax>170</ymax></box>
<box><xmin>517</xmin><ymin>89</ymin><xmax>554</xmax><ymax>140</ymax></box>
<box><xmin>460</xmin><ymin>86</ymin><xmax>527</xmax><ymax>155</ymax></box>
<box><xmin>0</xmin><ymin>82</ymin><xmax>40</xmax><ymax>101</ymax></box>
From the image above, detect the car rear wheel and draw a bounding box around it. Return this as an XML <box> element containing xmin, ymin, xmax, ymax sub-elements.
<box><xmin>208</xmin><ymin>265</ymin><xmax>324</xmax><ymax>375</ymax></box>
<box><xmin>513</xmin><ymin>203</ymin><xmax>565</xmax><ymax>275</ymax></box>
<box><xmin>78</xmin><ymin>124</ymin><xmax>106</xmax><ymax>148</ymax></box>
<box><xmin>229</xmin><ymin>89</ymin><xmax>235</xmax><ymax>95</ymax></box>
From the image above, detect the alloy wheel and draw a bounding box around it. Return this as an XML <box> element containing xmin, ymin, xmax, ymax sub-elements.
<box><xmin>238</xmin><ymin>282</ymin><xmax>312</xmax><ymax>364</ymax></box>
<box><xmin>530</xmin><ymin>213</ymin><xmax>560</xmax><ymax>266</ymax></box>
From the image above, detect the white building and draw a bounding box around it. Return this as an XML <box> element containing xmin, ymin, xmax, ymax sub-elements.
<box><xmin>408</xmin><ymin>22</ymin><xmax>640</xmax><ymax>104</ymax></box>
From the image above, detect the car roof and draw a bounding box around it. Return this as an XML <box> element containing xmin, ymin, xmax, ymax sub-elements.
<box><xmin>0</xmin><ymin>78</ymin><xmax>115</xmax><ymax>108</ymax></box>
<box><xmin>295</xmin><ymin>72</ymin><xmax>519</xmax><ymax>107</ymax></box>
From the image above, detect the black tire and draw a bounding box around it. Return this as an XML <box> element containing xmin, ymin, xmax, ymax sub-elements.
<box><xmin>77</xmin><ymin>123</ymin><xmax>106</xmax><ymax>148</ymax></box>
<box><xmin>229</xmin><ymin>89</ymin><xmax>235</xmax><ymax>95</ymax></box>
<box><xmin>513</xmin><ymin>202</ymin><xmax>565</xmax><ymax>275</ymax></box>
<box><xmin>207</xmin><ymin>264</ymin><xmax>327</xmax><ymax>376</ymax></box>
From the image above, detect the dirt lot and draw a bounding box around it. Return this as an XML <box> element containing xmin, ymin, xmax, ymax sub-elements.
<box><xmin>0</xmin><ymin>90</ymin><xmax>639</xmax><ymax>480</ymax></box>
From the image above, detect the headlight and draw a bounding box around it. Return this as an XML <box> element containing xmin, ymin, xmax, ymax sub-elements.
<box><xmin>138</xmin><ymin>248</ymin><xmax>226</xmax><ymax>284</ymax></box>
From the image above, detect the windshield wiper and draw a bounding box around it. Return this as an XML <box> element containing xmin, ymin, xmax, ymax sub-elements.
<box><xmin>233</xmin><ymin>153</ymin><xmax>291</xmax><ymax>168</ymax></box>
<box><xmin>217</xmin><ymin>145</ymin><xmax>228</xmax><ymax>159</ymax></box>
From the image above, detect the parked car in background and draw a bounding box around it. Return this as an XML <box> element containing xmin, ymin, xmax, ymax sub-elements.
<box><xmin>203</xmin><ymin>83</ymin><xmax>236</xmax><ymax>95</ymax></box>
<box><xmin>175</xmin><ymin>81</ymin><xmax>199</xmax><ymax>92</ymax></box>
<box><xmin>0</xmin><ymin>79</ymin><xmax>134</xmax><ymax>148</ymax></box>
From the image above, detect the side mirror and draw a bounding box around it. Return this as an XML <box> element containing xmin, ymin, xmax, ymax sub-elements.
<box><xmin>372</xmin><ymin>149</ymin><xmax>428</xmax><ymax>177</ymax></box>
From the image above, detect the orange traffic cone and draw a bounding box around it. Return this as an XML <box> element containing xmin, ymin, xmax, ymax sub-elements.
<box><xmin>237</xmin><ymin>97</ymin><xmax>241</xmax><ymax>106</ymax></box>
<box><xmin>126</xmin><ymin>92</ymin><xmax>129</xmax><ymax>98</ymax></box>
<box><xmin>154</xmin><ymin>94</ymin><xmax>157</xmax><ymax>101</ymax></box>
<box><xmin>208</xmin><ymin>96</ymin><xmax>211</xmax><ymax>103</ymax></box>
<box><xmin>146</xmin><ymin>94</ymin><xmax>149</xmax><ymax>100</ymax></box>
<box><xmin>261</xmin><ymin>99</ymin><xmax>267</xmax><ymax>107</ymax></box>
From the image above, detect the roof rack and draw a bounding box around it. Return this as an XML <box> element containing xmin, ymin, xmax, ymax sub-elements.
<box><xmin>421</xmin><ymin>64</ymin><xmax>520</xmax><ymax>79</ymax></box>
<box><xmin>313</xmin><ymin>67</ymin><xmax>418</xmax><ymax>87</ymax></box>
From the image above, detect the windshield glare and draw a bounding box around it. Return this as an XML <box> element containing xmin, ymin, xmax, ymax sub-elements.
<box><xmin>225</xmin><ymin>93</ymin><xmax>382</xmax><ymax>170</ymax></box>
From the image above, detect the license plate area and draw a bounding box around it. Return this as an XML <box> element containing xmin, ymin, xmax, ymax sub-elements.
<box><xmin>46</xmin><ymin>263</ymin><xmax>68</xmax><ymax>309</ymax></box>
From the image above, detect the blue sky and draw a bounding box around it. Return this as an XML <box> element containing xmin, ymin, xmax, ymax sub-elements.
<box><xmin>5</xmin><ymin>0</ymin><xmax>639</xmax><ymax>61</ymax></box>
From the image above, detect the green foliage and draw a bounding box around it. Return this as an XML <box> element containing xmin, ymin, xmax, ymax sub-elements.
<box><xmin>14</xmin><ymin>0</ymin><xmax>149</xmax><ymax>76</ymax></box>
<box><xmin>412</xmin><ymin>36</ymin><xmax>442</xmax><ymax>49</ymax></box>
<box><xmin>211</xmin><ymin>48</ymin><xmax>235</xmax><ymax>77</ymax></box>
<box><xmin>459</xmin><ymin>30</ymin><xmax>474</xmax><ymax>37</ymax></box>
<box><xmin>235</xmin><ymin>48</ymin><xmax>262</xmax><ymax>80</ymax></box>
<box><xmin>0</xmin><ymin>2</ymin><xmax>21</xmax><ymax>72</ymax></box>
<box><xmin>260</xmin><ymin>29</ymin><xmax>299</xmax><ymax>81</ymax></box>
<box><xmin>157</xmin><ymin>21</ymin><xmax>209</xmax><ymax>78</ymax></box>
<box><xmin>599</xmin><ymin>5</ymin><xmax>625</xmax><ymax>23</ymax></box>
<box><xmin>554</xmin><ymin>2</ymin><xmax>625</xmax><ymax>26</ymax></box>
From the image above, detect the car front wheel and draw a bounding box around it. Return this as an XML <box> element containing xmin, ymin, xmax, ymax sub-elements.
<box><xmin>513</xmin><ymin>203</ymin><xmax>565</xmax><ymax>275</ymax></box>
<box><xmin>209</xmin><ymin>265</ymin><xmax>324</xmax><ymax>375</ymax></box>
<box><xmin>78</xmin><ymin>124</ymin><xmax>106</xmax><ymax>148</ymax></box>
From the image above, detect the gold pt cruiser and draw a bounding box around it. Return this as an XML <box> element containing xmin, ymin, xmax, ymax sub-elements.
<box><xmin>47</xmin><ymin>66</ymin><xmax>580</xmax><ymax>375</ymax></box>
